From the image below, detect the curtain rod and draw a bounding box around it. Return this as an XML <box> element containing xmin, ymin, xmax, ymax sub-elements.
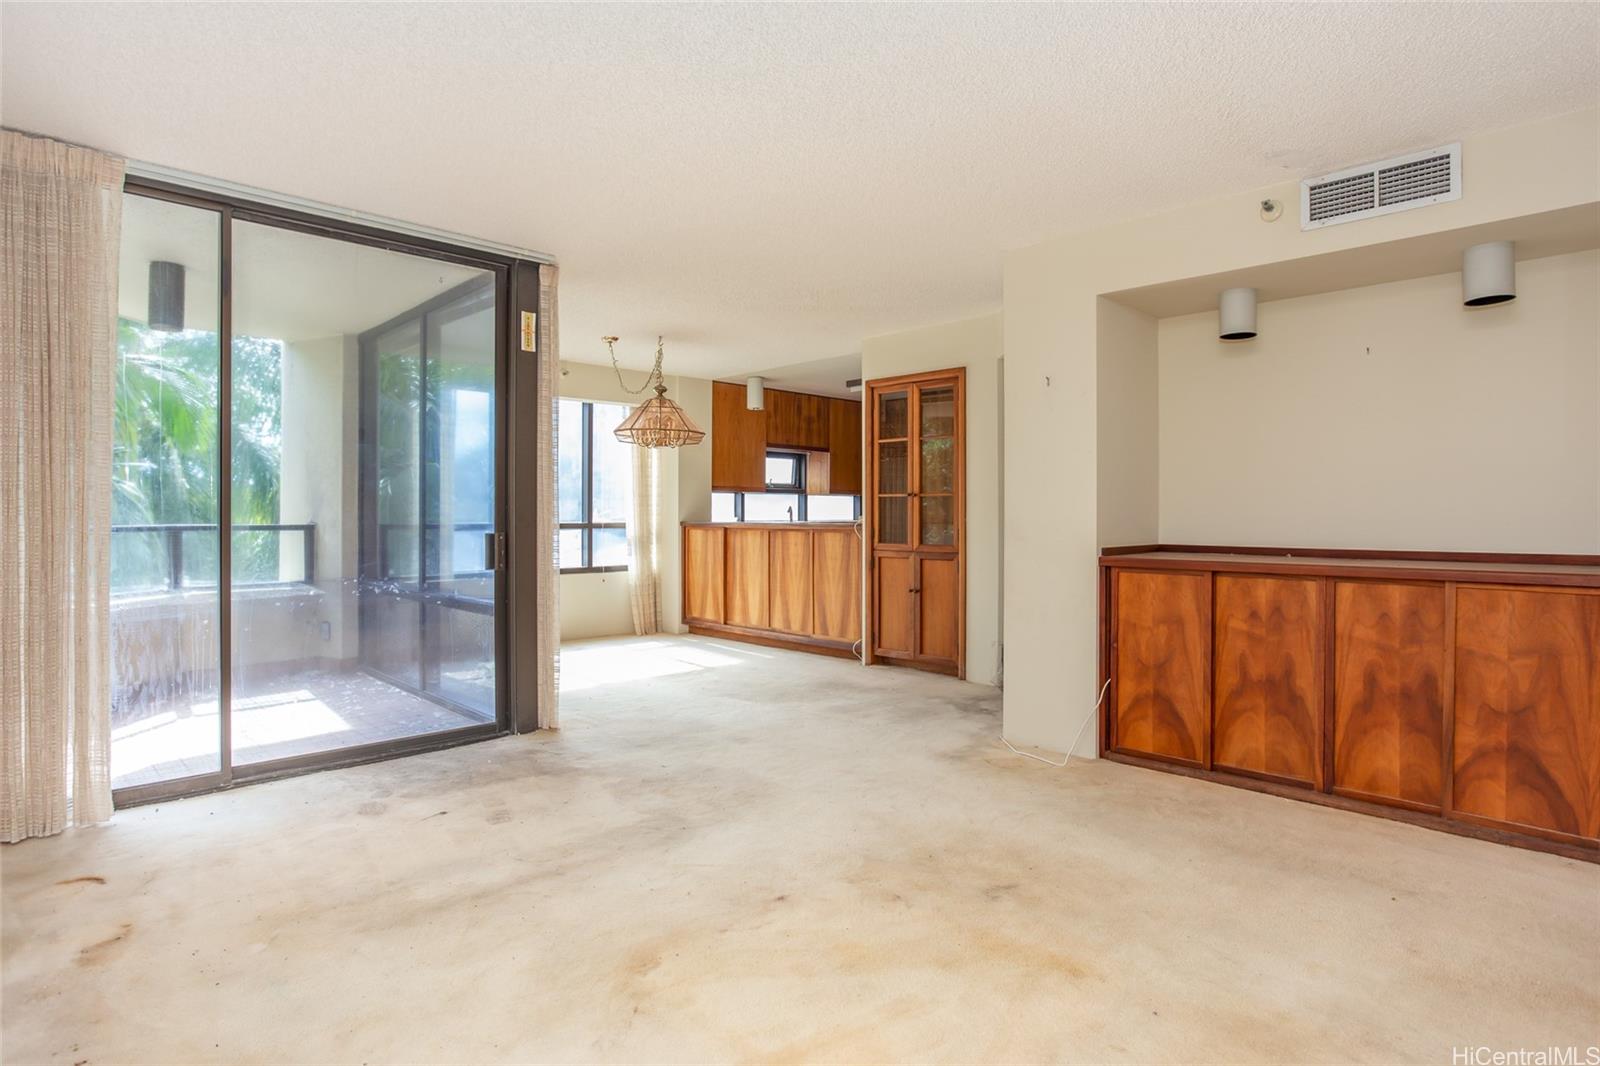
<box><xmin>5</xmin><ymin>127</ymin><xmax>555</xmax><ymax>265</ymax></box>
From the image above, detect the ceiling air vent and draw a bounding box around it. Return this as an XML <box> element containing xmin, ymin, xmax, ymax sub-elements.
<box><xmin>1301</xmin><ymin>142</ymin><xmax>1460</xmax><ymax>230</ymax></box>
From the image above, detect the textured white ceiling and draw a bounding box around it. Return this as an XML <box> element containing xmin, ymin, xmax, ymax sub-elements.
<box><xmin>4</xmin><ymin>2</ymin><xmax>1597</xmax><ymax>384</ymax></box>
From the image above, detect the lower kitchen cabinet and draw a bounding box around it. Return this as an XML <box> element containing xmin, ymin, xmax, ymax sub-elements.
<box><xmin>683</xmin><ymin>522</ymin><xmax>862</xmax><ymax>658</ymax></box>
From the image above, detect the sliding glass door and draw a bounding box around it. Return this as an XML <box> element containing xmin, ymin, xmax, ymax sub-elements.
<box><xmin>110</xmin><ymin>188</ymin><xmax>508</xmax><ymax>798</ymax></box>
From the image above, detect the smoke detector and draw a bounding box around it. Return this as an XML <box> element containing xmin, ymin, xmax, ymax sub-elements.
<box><xmin>1301</xmin><ymin>142</ymin><xmax>1460</xmax><ymax>230</ymax></box>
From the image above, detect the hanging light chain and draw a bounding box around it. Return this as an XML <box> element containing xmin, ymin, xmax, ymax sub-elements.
<box><xmin>605</xmin><ymin>335</ymin><xmax>666</xmax><ymax>396</ymax></box>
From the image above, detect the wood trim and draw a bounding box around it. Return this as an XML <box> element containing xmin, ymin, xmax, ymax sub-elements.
<box><xmin>1100</xmin><ymin>551</ymin><xmax>1600</xmax><ymax>589</ymax></box>
<box><xmin>1320</xmin><ymin>575</ymin><xmax>1336</xmax><ymax>793</ymax></box>
<box><xmin>1440</xmin><ymin>581</ymin><xmax>1457</xmax><ymax>816</ymax></box>
<box><xmin>1099</xmin><ymin>543</ymin><xmax>1163</xmax><ymax>557</ymax></box>
<box><xmin>1149</xmin><ymin>543</ymin><xmax>1600</xmax><ymax>568</ymax></box>
<box><xmin>1103</xmin><ymin>751</ymin><xmax>1599</xmax><ymax>864</ymax></box>
<box><xmin>686</xmin><ymin>622</ymin><xmax>857</xmax><ymax>659</ymax></box>
<box><xmin>1107</xmin><ymin>544</ymin><xmax>1593</xmax><ymax>569</ymax></box>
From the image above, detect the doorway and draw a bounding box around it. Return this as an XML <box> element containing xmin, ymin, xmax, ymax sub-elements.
<box><xmin>109</xmin><ymin>186</ymin><xmax>512</xmax><ymax>800</ymax></box>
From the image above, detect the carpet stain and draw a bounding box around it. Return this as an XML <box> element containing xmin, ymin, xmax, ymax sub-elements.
<box><xmin>77</xmin><ymin>924</ymin><xmax>133</xmax><ymax>966</ymax></box>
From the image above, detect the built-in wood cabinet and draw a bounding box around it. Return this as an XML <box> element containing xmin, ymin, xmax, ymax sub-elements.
<box><xmin>1331</xmin><ymin>581</ymin><xmax>1446</xmax><ymax>811</ymax></box>
<box><xmin>1112</xmin><ymin>570</ymin><xmax>1211</xmax><ymax>766</ymax></box>
<box><xmin>865</xmin><ymin>369</ymin><xmax>964</xmax><ymax>677</ymax></box>
<box><xmin>1452</xmin><ymin>585</ymin><xmax>1600</xmax><ymax>840</ymax></box>
<box><xmin>712</xmin><ymin>381</ymin><xmax>767</xmax><ymax>491</ymax></box>
<box><xmin>1212</xmin><ymin>575</ymin><xmax>1324</xmax><ymax>787</ymax></box>
<box><xmin>710</xmin><ymin>383</ymin><xmax>861</xmax><ymax>495</ymax></box>
<box><xmin>682</xmin><ymin>522</ymin><xmax>861</xmax><ymax>657</ymax></box>
<box><xmin>766</xmin><ymin>391</ymin><xmax>829</xmax><ymax>451</ymax></box>
<box><xmin>1101</xmin><ymin>548</ymin><xmax>1600</xmax><ymax>859</ymax></box>
<box><xmin>826</xmin><ymin>398</ymin><xmax>862</xmax><ymax>496</ymax></box>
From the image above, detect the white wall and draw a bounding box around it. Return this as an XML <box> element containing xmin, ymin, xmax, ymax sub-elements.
<box><xmin>557</xmin><ymin>361</ymin><xmax>714</xmax><ymax>641</ymax></box>
<box><xmin>1003</xmin><ymin>108</ymin><xmax>1600</xmax><ymax>756</ymax></box>
<box><xmin>861</xmin><ymin>312</ymin><xmax>1004</xmax><ymax>687</ymax></box>
<box><xmin>1157</xmin><ymin>250</ymin><xmax>1600</xmax><ymax>553</ymax></box>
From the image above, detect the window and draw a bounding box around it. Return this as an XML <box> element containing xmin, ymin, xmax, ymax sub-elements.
<box><xmin>765</xmin><ymin>451</ymin><xmax>805</xmax><ymax>492</ymax></box>
<box><xmin>807</xmin><ymin>495</ymin><xmax>859</xmax><ymax>523</ymax></box>
<box><xmin>744</xmin><ymin>493</ymin><xmax>801</xmax><ymax>522</ymax></box>
<box><xmin>558</xmin><ymin>399</ymin><xmax>632</xmax><ymax>572</ymax></box>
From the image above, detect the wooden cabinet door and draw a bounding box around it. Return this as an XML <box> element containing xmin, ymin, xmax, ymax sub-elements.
<box><xmin>917</xmin><ymin>556</ymin><xmax>960</xmax><ymax>668</ymax></box>
<box><xmin>1213</xmin><ymin>575</ymin><xmax>1324</xmax><ymax>786</ymax></box>
<box><xmin>1453</xmin><ymin>586</ymin><xmax>1600</xmax><ymax>841</ymax></box>
<box><xmin>827</xmin><ymin>399</ymin><xmax>862</xmax><ymax>496</ymax></box>
<box><xmin>1332</xmin><ymin>581</ymin><xmax>1446</xmax><ymax>810</ymax></box>
<box><xmin>711</xmin><ymin>381</ymin><xmax>766</xmax><ymax>491</ymax></box>
<box><xmin>724</xmin><ymin>528</ymin><xmax>769</xmax><ymax>629</ymax></box>
<box><xmin>682</xmin><ymin>526</ymin><xmax>725</xmax><ymax>624</ymax></box>
<box><xmin>1112</xmin><ymin>569</ymin><xmax>1211</xmax><ymax>765</ymax></box>
<box><xmin>766</xmin><ymin>390</ymin><xmax>827</xmax><ymax>450</ymax></box>
<box><xmin>812</xmin><ymin>528</ymin><xmax>861</xmax><ymax>644</ymax></box>
<box><xmin>767</xmin><ymin>529</ymin><xmax>812</xmax><ymax>635</ymax></box>
<box><xmin>874</xmin><ymin>554</ymin><xmax>917</xmax><ymax>658</ymax></box>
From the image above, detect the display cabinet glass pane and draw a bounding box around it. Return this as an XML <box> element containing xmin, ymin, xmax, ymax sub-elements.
<box><xmin>920</xmin><ymin>438</ymin><xmax>954</xmax><ymax>494</ymax></box>
<box><xmin>920</xmin><ymin>495</ymin><xmax>955</xmax><ymax>547</ymax></box>
<box><xmin>919</xmin><ymin>386</ymin><xmax>954</xmax><ymax>437</ymax></box>
<box><xmin>878</xmin><ymin>496</ymin><xmax>908</xmax><ymax>545</ymax></box>
<box><xmin>879</xmin><ymin>391</ymin><xmax>908</xmax><ymax>439</ymax></box>
<box><xmin>878</xmin><ymin>441</ymin><xmax>908</xmax><ymax>494</ymax></box>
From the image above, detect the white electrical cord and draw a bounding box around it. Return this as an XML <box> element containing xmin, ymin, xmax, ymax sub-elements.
<box><xmin>1001</xmin><ymin>677</ymin><xmax>1112</xmax><ymax>767</ymax></box>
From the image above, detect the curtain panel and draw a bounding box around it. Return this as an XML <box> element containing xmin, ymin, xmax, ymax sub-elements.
<box><xmin>627</xmin><ymin>445</ymin><xmax>662</xmax><ymax>635</ymax></box>
<box><xmin>535</xmin><ymin>264</ymin><xmax>561</xmax><ymax>729</ymax></box>
<box><xmin>1</xmin><ymin>131</ymin><xmax>124</xmax><ymax>842</ymax></box>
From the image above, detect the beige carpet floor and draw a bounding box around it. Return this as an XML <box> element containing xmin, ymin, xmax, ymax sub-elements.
<box><xmin>3</xmin><ymin>635</ymin><xmax>1596</xmax><ymax>1064</ymax></box>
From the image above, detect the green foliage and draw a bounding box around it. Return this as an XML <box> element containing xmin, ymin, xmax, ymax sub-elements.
<box><xmin>113</xmin><ymin>319</ymin><xmax>285</xmax><ymax>586</ymax></box>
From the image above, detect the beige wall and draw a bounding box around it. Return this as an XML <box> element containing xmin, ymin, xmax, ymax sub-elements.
<box><xmin>1157</xmin><ymin>250</ymin><xmax>1600</xmax><ymax>553</ymax></box>
<box><xmin>861</xmin><ymin>312</ymin><xmax>1004</xmax><ymax>687</ymax></box>
<box><xmin>556</xmin><ymin>361</ymin><xmax>714</xmax><ymax>641</ymax></box>
<box><xmin>1003</xmin><ymin>108</ymin><xmax>1600</xmax><ymax>756</ymax></box>
<box><xmin>1095</xmin><ymin>298</ymin><xmax>1159</xmax><ymax>546</ymax></box>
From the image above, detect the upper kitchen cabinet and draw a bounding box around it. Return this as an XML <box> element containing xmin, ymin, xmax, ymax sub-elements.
<box><xmin>766</xmin><ymin>390</ymin><xmax>828</xmax><ymax>450</ymax></box>
<box><xmin>712</xmin><ymin>380</ymin><xmax>767</xmax><ymax>491</ymax></box>
<box><xmin>826</xmin><ymin>398</ymin><xmax>862</xmax><ymax>495</ymax></box>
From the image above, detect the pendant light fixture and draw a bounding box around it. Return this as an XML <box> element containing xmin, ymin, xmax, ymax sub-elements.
<box><xmin>746</xmin><ymin>376</ymin><xmax>765</xmax><ymax>411</ymax></box>
<box><xmin>606</xmin><ymin>336</ymin><xmax>706</xmax><ymax>448</ymax></box>
<box><xmin>149</xmin><ymin>261</ymin><xmax>185</xmax><ymax>332</ymax></box>
<box><xmin>1462</xmin><ymin>241</ymin><xmax>1516</xmax><ymax>306</ymax></box>
<box><xmin>1219</xmin><ymin>287</ymin><xmax>1258</xmax><ymax>341</ymax></box>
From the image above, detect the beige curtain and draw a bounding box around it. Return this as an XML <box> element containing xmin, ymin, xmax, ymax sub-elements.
<box><xmin>2</xmin><ymin>131</ymin><xmax>124</xmax><ymax>842</ymax></box>
<box><xmin>535</xmin><ymin>264</ymin><xmax>561</xmax><ymax>729</ymax></box>
<box><xmin>627</xmin><ymin>445</ymin><xmax>661</xmax><ymax>634</ymax></box>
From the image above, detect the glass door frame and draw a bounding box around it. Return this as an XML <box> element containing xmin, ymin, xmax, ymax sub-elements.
<box><xmin>114</xmin><ymin>177</ymin><xmax>519</xmax><ymax>807</ymax></box>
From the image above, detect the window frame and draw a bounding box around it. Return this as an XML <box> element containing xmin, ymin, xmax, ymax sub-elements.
<box><xmin>711</xmin><ymin>487</ymin><xmax>863</xmax><ymax>524</ymax></box>
<box><xmin>764</xmin><ymin>450</ymin><xmax>807</xmax><ymax>492</ymax></box>
<box><xmin>559</xmin><ymin>399</ymin><xmax>630</xmax><ymax>574</ymax></box>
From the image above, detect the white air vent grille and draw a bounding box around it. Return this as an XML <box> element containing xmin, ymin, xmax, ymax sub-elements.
<box><xmin>1301</xmin><ymin>143</ymin><xmax>1460</xmax><ymax>230</ymax></box>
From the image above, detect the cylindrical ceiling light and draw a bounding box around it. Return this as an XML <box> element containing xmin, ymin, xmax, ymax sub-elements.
<box><xmin>1463</xmin><ymin>240</ymin><xmax>1516</xmax><ymax>306</ymax></box>
<box><xmin>746</xmin><ymin>376</ymin><xmax>765</xmax><ymax>411</ymax></box>
<box><xmin>1219</xmin><ymin>287</ymin><xmax>1257</xmax><ymax>341</ymax></box>
<box><xmin>148</xmin><ymin>261</ymin><xmax>185</xmax><ymax>332</ymax></box>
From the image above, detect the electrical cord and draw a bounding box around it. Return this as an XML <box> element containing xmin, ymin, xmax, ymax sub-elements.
<box><xmin>1001</xmin><ymin>677</ymin><xmax>1111</xmax><ymax>767</ymax></box>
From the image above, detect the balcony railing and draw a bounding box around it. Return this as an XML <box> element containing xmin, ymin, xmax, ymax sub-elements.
<box><xmin>111</xmin><ymin>523</ymin><xmax>315</xmax><ymax>592</ymax></box>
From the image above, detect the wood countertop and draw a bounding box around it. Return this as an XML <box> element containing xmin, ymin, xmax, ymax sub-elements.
<box><xmin>1100</xmin><ymin>546</ymin><xmax>1600</xmax><ymax>588</ymax></box>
